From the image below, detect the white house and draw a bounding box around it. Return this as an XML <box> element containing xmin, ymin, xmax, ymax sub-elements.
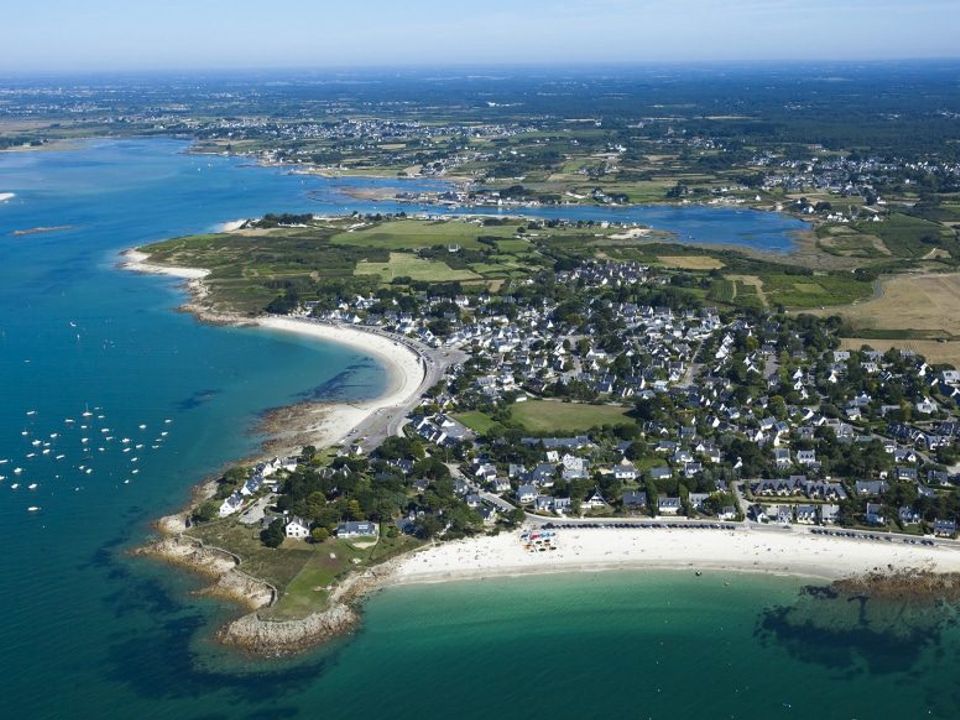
<box><xmin>285</xmin><ymin>516</ymin><xmax>311</xmax><ymax>539</ymax></box>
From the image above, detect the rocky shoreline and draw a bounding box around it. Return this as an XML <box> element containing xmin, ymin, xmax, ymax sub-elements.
<box><xmin>138</xmin><ymin>513</ymin><xmax>406</xmax><ymax>657</ymax></box>
<box><xmin>216</xmin><ymin>560</ymin><xmax>400</xmax><ymax>656</ymax></box>
<box><xmin>135</xmin><ymin>535</ymin><xmax>275</xmax><ymax>612</ymax></box>
<box><xmin>833</xmin><ymin>569</ymin><xmax>960</xmax><ymax>604</ymax></box>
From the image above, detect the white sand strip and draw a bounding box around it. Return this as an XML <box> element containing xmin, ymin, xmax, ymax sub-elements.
<box><xmin>119</xmin><ymin>248</ymin><xmax>428</xmax><ymax>452</ymax></box>
<box><xmin>121</xmin><ymin>250</ymin><xmax>210</xmax><ymax>280</ymax></box>
<box><xmin>392</xmin><ymin>527</ymin><xmax>960</xmax><ymax>585</ymax></box>
<box><xmin>216</xmin><ymin>219</ymin><xmax>248</xmax><ymax>232</ymax></box>
<box><xmin>256</xmin><ymin>316</ymin><xmax>426</xmax><ymax>447</ymax></box>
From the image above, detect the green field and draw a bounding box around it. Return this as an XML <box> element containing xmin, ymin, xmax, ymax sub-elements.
<box><xmin>509</xmin><ymin>400</ymin><xmax>633</xmax><ymax>433</ymax></box>
<box><xmin>266</xmin><ymin>532</ymin><xmax>420</xmax><ymax>619</ymax></box>
<box><xmin>355</xmin><ymin>252</ymin><xmax>481</xmax><ymax>282</ymax></box>
<box><xmin>331</xmin><ymin>219</ymin><xmax>516</xmax><ymax>250</ymax></box>
<box><xmin>760</xmin><ymin>272</ymin><xmax>873</xmax><ymax>308</ymax></box>
<box><xmin>189</xmin><ymin>517</ymin><xmax>421</xmax><ymax>620</ymax></box>
<box><xmin>454</xmin><ymin>410</ymin><xmax>500</xmax><ymax>434</ymax></box>
<box><xmin>854</xmin><ymin>213</ymin><xmax>955</xmax><ymax>258</ymax></box>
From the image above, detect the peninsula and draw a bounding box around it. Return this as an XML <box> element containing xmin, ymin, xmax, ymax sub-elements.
<box><xmin>126</xmin><ymin>209</ymin><xmax>960</xmax><ymax>655</ymax></box>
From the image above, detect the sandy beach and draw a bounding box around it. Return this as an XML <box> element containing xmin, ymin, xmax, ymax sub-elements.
<box><xmin>256</xmin><ymin>316</ymin><xmax>427</xmax><ymax>448</ymax></box>
<box><xmin>392</xmin><ymin>526</ymin><xmax>960</xmax><ymax>585</ymax></box>
<box><xmin>120</xmin><ymin>247</ymin><xmax>428</xmax><ymax>452</ymax></box>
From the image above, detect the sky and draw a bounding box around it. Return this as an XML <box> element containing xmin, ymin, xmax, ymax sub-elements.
<box><xmin>2</xmin><ymin>0</ymin><xmax>959</xmax><ymax>72</ymax></box>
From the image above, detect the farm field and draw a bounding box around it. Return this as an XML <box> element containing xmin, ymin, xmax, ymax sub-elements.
<box><xmin>331</xmin><ymin>218</ymin><xmax>515</xmax><ymax>250</ymax></box>
<box><xmin>830</xmin><ymin>272</ymin><xmax>960</xmax><ymax>338</ymax></box>
<box><xmin>658</xmin><ymin>255</ymin><xmax>725</xmax><ymax>270</ymax></box>
<box><xmin>355</xmin><ymin>252</ymin><xmax>481</xmax><ymax>282</ymax></box>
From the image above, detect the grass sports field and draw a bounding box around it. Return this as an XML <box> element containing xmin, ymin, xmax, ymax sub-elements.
<box><xmin>508</xmin><ymin>400</ymin><xmax>633</xmax><ymax>433</ymax></box>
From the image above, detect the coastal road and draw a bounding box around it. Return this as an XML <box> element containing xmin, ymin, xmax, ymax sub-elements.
<box><xmin>332</xmin><ymin>329</ymin><xmax>467</xmax><ymax>453</ymax></box>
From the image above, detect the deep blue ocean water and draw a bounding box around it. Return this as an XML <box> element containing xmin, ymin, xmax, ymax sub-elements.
<box><xmin>0</xmin><ymin>139</ymin><xmax>954</xmax><ymax>720</ymax></box>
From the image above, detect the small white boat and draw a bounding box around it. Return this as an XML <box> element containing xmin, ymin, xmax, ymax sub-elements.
<box><xmin>122</xmin><ymin>448</ymin><xmax>131</xmax><ymax>454</ymax></box>
<box><xmin>130</xmin><ymin>457</ymin><xmax>139</xmax><ymax>463</ymax></box>
<box><xmin>0</xmin><ymin>459</ymin><xmax>7</xmax><ymax>464</ymax></box>
<box><xmin>135</xmin><ymin>444</ymin><xmax>143</xmax><ymax>449</ymax></box>
<box><xmin>81</xmin><ymin>438</ymin><xmax>89</xmax><ymax>444</ymax></box>
<box><xmin>123</xmin><ymin>479</ymin><xmax>130</xmax><ymax>484</ymax></box>
<box><xmin>80</xmin><ymin>425</ymin><xmax>87</xmax><ymax>430</ymax></box>
<box><xmin>164</xmin><ymin>419</ymin><xmax>172</xmax><ymax>424</ymax></box>
<box><xmin>27</xmin><ymin>506</ymin><xmax>39</xmax><ymax>512</ymax></box>
<box><xmin>82</xmin><ymin>411</ymin><xmax>92</xmax><ymax>418</ymax></box>
<box><xmin>0</xmin><ymin>475</ymin><xmax>5</xmax><ymax>481</ymax></box>
<box><xmin>26</xmin><ymin>453</ymin><xmax>35</xmax><ymax>459</ymax></box>
<box><xmin>121</xmin><ymin>438</ymin><xmax>130</xmax><ymax>444</ymax></box>
<box><xmin>26</xmin><ymin>410</ymin><xmax>36</xmax><ymax>416</ymax></box>
<box><xmin>160</xmin><ymin>432</ymin><xmax>169</xmax><ymax>437</ymax></box>
<box><xmin>31</xmin><ymin>440</ymin><xmax>41</xmax><ymax>446</ymax></box>
<box><xmin>97</xmin><ymin>415</ymin><xmax>105</xmax><ymax>420</ymax></box>
<box><xmin>49</xmin><ymin>433</ymin><xmax>58</xmax><ymax>438</ymax></box>
<box><xmin>100</xmin><ymin>428</ymin><xmax>109</xmax><ymax>433</ymax></box>
<box><xmin>20</xmin><ymin>431</ymin><xmax>28</xmax><ymax>436</ymax></box>
<box><xmin>65</xmin><ymin>418</ymin><xmax>75</xmax><ymax>424</ymax></box>
<box><xmin>131</xmin><ymin>469</ymin><xmax>139</xmax><ymax>475</ymax></box>
<box><xmin>55</xmin><ymin>454</ymin><xmax>65</xmax><ymax>460</ymax></box>
<box><xmin>11</xmin><ymin>483</ymin><xmax>19</xmax><ymax>489</ymax></box>
<box><xmin>42</xmin><ymin>449</ymin><xmax>50</xmax><ymax>455</ymax></box>
<box><xmin>13</xmin><ymin>468</ymin><xmax>23</xmax><ymax>474</ymax></box>
<box><xmin>27</xmin><ymin>483</ymin><xmax>37</xmax><ymax>490</ymax></box>
<box><xmin>138</xmin><ymin>424</ymin><xmax>147</xmax><ymax>430</ymax></box>
<box><xmin>151</xmin><ymin>445</ymin><xmax>160</xmax><ymax>449</ymax></box>
<box><xmin>85</xmin><ymin>468</ymin><xmax>92</xmax><ymax>475</ymax></box>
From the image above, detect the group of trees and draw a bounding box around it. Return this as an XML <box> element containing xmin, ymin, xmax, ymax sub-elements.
<box><xmin>246</xmin><ymin>437</ymin><xmax>492</xmax><ymax>546</ymax></box>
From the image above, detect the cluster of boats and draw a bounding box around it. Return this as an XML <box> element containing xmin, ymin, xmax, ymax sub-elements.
<box><xmin>1</xmin><ymin>406</ymin><xmax>175</xmax><ymax>513</ymax></box>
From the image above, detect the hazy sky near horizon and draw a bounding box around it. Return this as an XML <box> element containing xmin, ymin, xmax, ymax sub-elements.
<box><xmin>2</xmin><ymin>0</ymin><xmax>958</xmax><ymax>72</ymax></box>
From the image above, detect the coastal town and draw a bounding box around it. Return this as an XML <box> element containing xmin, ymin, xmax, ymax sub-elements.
<box><xmin>193</xmin><ymin>242</ymin><xmax>960</xmax><ymax>554</ymax></box>
<box><xmin>45</xmin><ymin>62</ymin><xmax>960</xmax><ymax>658</ymax></box>
<box><xmin>8</xmin><ymin>4</ymin><xmax>960</xmax><ymax>716</ymax></box>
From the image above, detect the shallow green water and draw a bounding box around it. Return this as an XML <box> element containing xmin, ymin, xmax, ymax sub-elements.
<box><xmin>186</xmin><ymin>570</ymin><xmax>960</xmax><ymax>720</ymax></box>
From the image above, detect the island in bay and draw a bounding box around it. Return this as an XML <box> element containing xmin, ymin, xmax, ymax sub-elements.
<box><xmin>124</xmin><ymin>208</ymin><xmax>960</xmax><ymax>655</ymax></box>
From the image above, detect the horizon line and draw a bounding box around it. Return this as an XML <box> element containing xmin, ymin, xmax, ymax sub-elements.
<box><xmin>3</xmin><ymin>56</ymin><xmax>960</xmax><ymax>80</ymax></box>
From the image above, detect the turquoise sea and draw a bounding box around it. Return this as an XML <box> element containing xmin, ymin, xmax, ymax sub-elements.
<box><xmin>0</xmin><ymin>139</ymin><xmax>957</xmax><ymax>719</ymax></box>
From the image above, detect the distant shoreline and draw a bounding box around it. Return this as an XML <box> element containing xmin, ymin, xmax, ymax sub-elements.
<box><xmin>11</xmin><ymin>224</ymin><xmax>74</xmax><ymax>237</ymax></box>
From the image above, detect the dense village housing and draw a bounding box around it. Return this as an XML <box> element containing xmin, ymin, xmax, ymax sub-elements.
<box><xmin>203</xmin><ymin>250</ymin><xmax>960</xmax><ymax>547</ymax></box>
